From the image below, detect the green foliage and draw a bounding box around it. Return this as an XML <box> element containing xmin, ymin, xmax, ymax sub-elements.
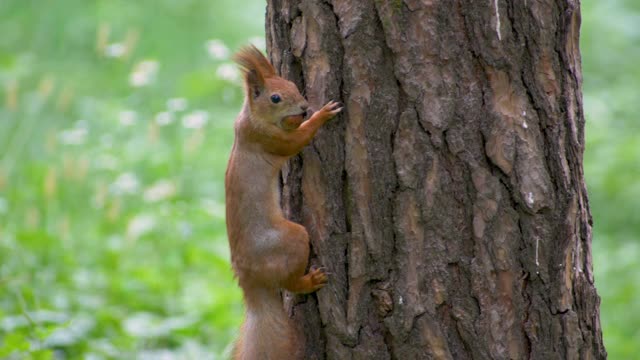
<box><xmin>0</xmin><ymin>0</ymin><xmax>636</xmax><ymax>358</ymax></box>
<box><xmin>0</xmin><ymin>0</ymin><xmax>264</xmax><ymax>357</ymax></box>
<box><xmin>582</xmin><ymin>0</ymin><xmax>640</xmax><ymax>358</ymax></box>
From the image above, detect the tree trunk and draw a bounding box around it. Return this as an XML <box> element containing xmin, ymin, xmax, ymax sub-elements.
<box><xmin>266</xmin><ymin>0</ymin><xmax>605</xmax><ymax>359</ymax></box>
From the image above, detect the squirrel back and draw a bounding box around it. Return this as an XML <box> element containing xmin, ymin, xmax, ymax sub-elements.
<box><xmin>225</xmin><ymin>45</ymin><xmax>342</xmax><ymax>360</ymax></box>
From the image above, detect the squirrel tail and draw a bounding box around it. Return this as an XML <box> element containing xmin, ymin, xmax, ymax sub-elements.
<box><xmin>232</xmin><ymin>287</ymin><xmax>302</xmax><ymax>360</ymax></box>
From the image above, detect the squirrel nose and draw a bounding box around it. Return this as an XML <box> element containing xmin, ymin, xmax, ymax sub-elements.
<box><xmin>301</xmin><ymin>104</ymin><xmax>309</xmax><ymax>117</ymax></box>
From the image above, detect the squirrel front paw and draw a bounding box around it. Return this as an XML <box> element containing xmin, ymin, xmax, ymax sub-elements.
<box><xmin>307</xmin><ymin>266</ymin><xmax>328</xmax><ymax>291</ymax></box>
<box><xmin>313</xmin><ymin>100</ymin><xmax>343</xmax><ymax>122</ymax></box>
<box><xmin>286</xmin><ymin>266</ymin><xmax>328</xmax><ymax>294</ymax></box>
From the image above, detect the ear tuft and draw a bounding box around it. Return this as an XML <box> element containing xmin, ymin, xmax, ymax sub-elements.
<box><xmin>233</xmin><ymin>45</ymin><xmax>277</xmax><ymax>98</ymax></box>
<box><xmin>247</xmin><ymin>70</ymin><xmax>261</xmax><ymax>98</ymax></box>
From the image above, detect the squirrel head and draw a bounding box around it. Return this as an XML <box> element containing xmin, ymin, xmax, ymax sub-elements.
<box><xmin>233</xmin><ymin>45</ymin><xmax>309</xmax><ymax>131</ymax></box>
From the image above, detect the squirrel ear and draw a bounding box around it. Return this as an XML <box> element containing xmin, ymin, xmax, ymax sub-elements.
<box><xmin>232</xmin><ymin>45</ymin><xmax>274</xmax><ymax>99</ymax></box>
<box><xmin>247</xmin><ymin>69</ymin><xmax>264</xmax><ymax>98</ymax></box>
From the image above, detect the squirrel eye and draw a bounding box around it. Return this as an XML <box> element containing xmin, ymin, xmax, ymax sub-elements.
<box><xmin>270</xmin><ymin>94</ymin><xmax>281</xmax><ymax>104</ymax></box>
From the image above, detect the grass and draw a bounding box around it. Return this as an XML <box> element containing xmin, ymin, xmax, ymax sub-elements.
<box><xmin>0</xmin><ymin>0</ymin><xmax>638</xmax><ymax>358</ymax></box>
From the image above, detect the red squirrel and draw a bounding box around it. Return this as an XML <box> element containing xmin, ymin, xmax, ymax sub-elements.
<box><xmin>225</xmin><ymin>45</ymin><xmax>342</xmax><ymax>359</ymax></box>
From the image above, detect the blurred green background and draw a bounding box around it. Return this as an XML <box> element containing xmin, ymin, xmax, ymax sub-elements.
<box><xmin>0</xmin><ymin>0</ymin><xmax>637</xmax><ymax>358</ymax></box>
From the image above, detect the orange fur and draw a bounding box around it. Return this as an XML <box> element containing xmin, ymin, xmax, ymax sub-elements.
<box><xmin>225</xmin><ymin>45</ymin><xmax>342</xmax><ymax>360</ymax></box>
<box><xmin>233</xmin><ymin>45</ymin><xmax>276</xmax><ymax>82</ymax></box>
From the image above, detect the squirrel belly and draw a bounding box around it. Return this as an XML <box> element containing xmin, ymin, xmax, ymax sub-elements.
<box><xmin>225</xmin><ymin>45</ymin><xmax>342</xmax><ymax>360</ymax></box>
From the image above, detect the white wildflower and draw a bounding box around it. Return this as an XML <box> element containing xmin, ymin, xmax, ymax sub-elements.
<box><xmin>129</xmin><ymin>60</ymin><xmax>159</xmax><ymax>87</ymax></box>
<box><xmin>122</xmin><ymin>312</ymin><xmax>156</xmax><ymax>337</ymax></box>
<box><xmin>72</xmin><ymin>269</ymin><xmax>93</xmax><ymax>287</ymax></box>
<box><xmin>123</xmin><ymin>312</ymin><xmax>195</xmax><ymax>338</ymax></box>
<box><xmin>76</xmin><ymin>294</ymin><xmax>103</xmax><ymax>310</ymax></box>
<box><xmin>154</xmin><ymin>111</ymin><xmax>173</xmax><ymax>126</ymax></box>
<box><xmin>1</xmin><ymin>311</ymin><xmax>67</xmax><ymax>332</ymax></box>
<box><xmin>111</xmin><ymin>172</ymin><xmax>140</xmax><ymax>195</ymax></box>
<box><xmin>143</xmin><ymin>180</ymin><xmax>176</xmax><ymax>202</ymax></box>
<box><xmin>167</xmin><ymin>97</ymin><xmax>188</xmax><ymax>112</ymax></box>
<box><xmin>52</xmin><ymin>292</ymin><xmax>70</xmax><ymax>310</ymax></box>
<box><xmin>181</xmin><ymin>110</ymin><xmax>209</xmax><ymax>129</ymax></box>
<box><xmin>119</xmin><ymin>110</ymin><xmax>137</xmax><ymax>126</ymax></box>
<box><xmin>59</xmin><ymin>128</ymin><xmax>88</xmax><ymax>145</ymax></box>
<box><xmin>138</xmin><ymin>350</ymin><xmax>175</xmax><ymax>360</ymax></box>
<box><xmin>216</xmin><ymin>63</ymin><xmax>239</xmax><ymax>81</ymax></box>
<box><xmin>107</xmin><ymin>235</ymin><xmax>124</xmax><ymax>251</ymax></box>
<box><xmin>205</xmin><ymin>39</ymin><xmax>230</xmax><ymax>60</ymax></box>
<box><xmin>129</xmin><ymin>72</ymin><xmax>147</xmax><ymax>87</ymax></box>
<box><xmin>248</xmin><ymin>36</ymin><xmax>266</xmax><ymax>50</ymax></box>
<box><xmin>105</xmin><ymin>43</ymin><xmax>126</xmax><ymax>58</ymax></box>
<box><xmin>126</xmin><ymin>214</ymin><xmax>156</xmax><ymax>239</ymax></box>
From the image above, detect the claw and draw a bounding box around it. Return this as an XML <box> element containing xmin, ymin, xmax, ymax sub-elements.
<box><xmin>308</xmin><ymin>266</ymin><xmax>328</xmax><ymax>288</ymax></box>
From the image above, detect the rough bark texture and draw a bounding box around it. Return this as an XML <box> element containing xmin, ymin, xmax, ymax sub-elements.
<box><xmin>266</xmin><ymin>0</ymin><xmax>605</xmax><ymax>359</ymax></box>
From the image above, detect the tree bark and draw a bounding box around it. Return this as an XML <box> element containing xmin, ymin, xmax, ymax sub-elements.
<box><xmin>266</xmin><ymin>0</ymin><xmax>605</xmax><ymax>359</ymax></box>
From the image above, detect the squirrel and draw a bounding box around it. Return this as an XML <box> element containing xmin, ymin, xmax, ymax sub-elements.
<box><xmin>225</xmin><ymin>45</ymin><xmax>342</xmax><ymax>360</ymax></box>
